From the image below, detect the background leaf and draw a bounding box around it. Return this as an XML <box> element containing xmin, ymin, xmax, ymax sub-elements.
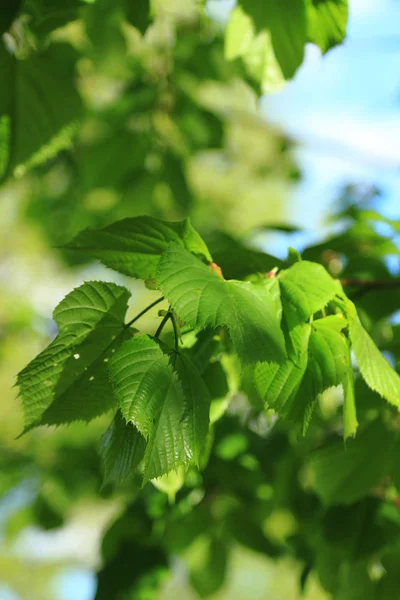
<box><xmin>310</xmin><ymin>419</ymin><xmax>396</xmax><ymax>505</ymax></box>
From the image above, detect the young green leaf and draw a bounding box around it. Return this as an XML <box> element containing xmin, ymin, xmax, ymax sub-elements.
<box><xmin>109</xmin><ymin>335</ymin><xmax>192</xmax><ymax>482</ymax></box>
<box><xmin>156</xmin><ymin>245</ymin><xmax>286</xmax><ymax>364</ymax></box>
<box><xmin>285</xmin><ymin>315</ymin><xmax>350</xmax><ymax>432</ymax></box>
<box><xmin>100</xmin><ymin>411</ymin><xmax>146</xmax><ymax>486</ymax></box>
<box><xmin>279</xmin><ymin>261</ymin><xmax>339</xmax><ymax>326</ymax></box>
<box><xmin>347</xmin><ymin>301</ymin><xmax>400</xmax><ymax>409</ymax></box>
<box><xmin>307</xmin><ymin>0</ymin><xmax>348</xmax><ymax>54</ymax></box>
<box><xmin>64</xmin><ymin>216</ymin><xmax>212</xmax><ymax>279</ymax></box>
<box><xmin>255</xmin><ymin>322</ymin><xmax>311</xmax><ymax>412</ymax></box>
<box><xmin>310</xmin><ymin>419</ymin><xmax>396</xmax><ymax>505</ymax></box>
<box><xmin>17</xmin><ymin>281</ymin><xmax>132</xmax><ymax>430</ymax></box>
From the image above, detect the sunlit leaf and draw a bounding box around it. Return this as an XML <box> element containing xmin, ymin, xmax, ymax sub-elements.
<box><xmin>65</xmin><ymin>216</ymin><xmax>212</xmax><ymax>279</ymax></box>
<box><xmin>17</xmin><ymin>281</ymin><xmax>132</xmax><ymax>429</ymax></box>
<box><xmin>156</xmin><ymin>244</ymin><xmax>286</xmax><ymax>364</ymax></box>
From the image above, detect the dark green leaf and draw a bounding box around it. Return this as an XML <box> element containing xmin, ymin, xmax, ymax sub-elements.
<box><xmin>100</xmin><ymin>411</ymin><xmax>146</xmax><ymax>486</ymax></box>
<box><xmin>109</xmin><ymin>335</ymin><xmax>191</xmax><ymax>482</ymax></box>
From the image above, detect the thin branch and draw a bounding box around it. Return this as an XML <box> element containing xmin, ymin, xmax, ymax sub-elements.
<box><xmin>125</xmin><ymin>296</ymin><xmax>164</xmax><ymax>328</ymax></box>
<box><xmin>170</xmin><ymin>311</ymin><xmax>180</xmax><ymax>366</ymax></box>
<box><xmin>340</xmin><ymin>278</ymin><xmax>400</xmax><ymax>289</ymax></box>
<box><xmin>340</xmin><ymin>278</ymin><xmax>400</xmax><ymax>300</ymax></box>
<box><xmin>154</xmin><ymin>311</ymin><xmax>171</xmax><ymax>339</ymax></box>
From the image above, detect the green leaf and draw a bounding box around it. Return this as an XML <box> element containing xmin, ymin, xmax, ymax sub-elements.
<box><xmin>307</xmin><ymin>0</ymin><xmax>348</xmax><ymax>54</ymax></box>
<box><xmin>237</xmin><ymin>0</ymin><xmax>307</xmax><ymax>79</ymax></box>
<box><xmin>279</xmin><ymin>261</ymin><xmax>339</xmax><ymax>326</ymax></box>
<box><xmin>156</xmin><ymin>245</ymin><xmax>286</xmax><ymax>364</ymax></box>
<box><xmin>17</xmin><ymin>281</ymin><xmax>132</xmax><ymax>430</ymax></box>
<box><xmin>268</xmin><ymin>0</ymin><xmax>307</xmax><ymax>79</ymax></box>
<box><xmin>189</xmin><ymin>535</ymin><xmax>229</xmax><ymax>598</ymax></box>
<box><xmin>126</xmin><ymin>0</ymin><xmax>151</xmax><ymax>34</ymax></box>
<box><xmin>310</xmin><ymin>419</ymin><xmax>396</xmax><ymax>505</ymax></box>
<box><xmin>255</xmin><ymin>322</ymin><xmax>311</xmax><ymax>412</ymax></box>
<box><xmin>0</xmin><ymin>43</ymin><xmax>82</xmax><ymax>180</ymax></box>
<box><xmin>65</xmin><ymin>216</ymin><xmax>212</xmax><ymax>280</ymax></box>
<box><xmin>109</xmin><ymin>335</ymin><xmax>192</xmax><ymax>482</ymax></box>
<box><xmin>100</xmin><ymin>411</ymin><xmax>146</xmax><ymax>486</ymax></box>
<box><xmin>347</xmin><ymin>301</ymin><xmax>400</xmax><ymax>409</ymax></box>
<box><xmin>283</xmin><ymin>315</ymin><xmax>350</xmax><ymax>431</ymax></box>
<box><xmin>206</xmin><ymin>230</ymin><xmax>282</xmax><ymax>281</ymax></box>
<box><xmin>175</xmin><ymin>352</ymin><xmax>211</xmax><ymax>466</ymax></box>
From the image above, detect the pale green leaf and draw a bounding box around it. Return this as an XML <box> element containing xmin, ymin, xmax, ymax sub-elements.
<box><xmin>17</xmin><ymin>281</ymin><xmax>131</xmax><ymax>429</ymax></box>
<box><xmin>224</xmin><ymin>5</ymin><xmax>255</xmax><ymax>61</ymax></box>
<box><xmin>307</xmin><ymin>0</ymin><xmax>348</xmax><ymax>54</ymax></box>
<box><xmin>311</xmin><ymin>419</ymin><xmax>396</xmax><ymax>505</ymax></box>
<box><xmin>109</xmin><ymin>335</ymin><xmax>191</xmax><ymax>482</ymax></box>
<box><xmin>65</xmin><ymin>216</ymin><xmax>212</xmax><ymax>279</ymax></box>
<box><xmin>156</xmin><ymin>245</ymin><xmax>286</xmax><ymax>364</ymax></box>
<box><xmin>100</xmin><ymin>410</ymin><xmax>146</xmax><ymax>485</ymax></box>
<box><xmin>347</xmin><ymin>301</ymin><xmax>400</xmax><ymax>409</ymax></box>
<box><xmin>279</xmin><ymin>261</ymin><xmax>339</xmax><ymax>326</ymax></box>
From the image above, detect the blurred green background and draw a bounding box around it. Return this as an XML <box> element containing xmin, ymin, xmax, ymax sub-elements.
<box><xmin>1</xmin><ymin>0</ymin><xmax>400</xmax><ymax>599</ymax></box>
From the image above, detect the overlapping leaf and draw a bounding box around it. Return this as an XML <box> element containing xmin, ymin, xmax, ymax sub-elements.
<box><xmin>100</xmin><ymin>410</ymin><xmax>146</xmax><ymax>485</ymax></box>
<box><xmin>307</xmin><ymin>0</ymin><xmax>348</xmax><ymax>53</ymax></box>
<box><xmin>226</xmin><ymin>0</ymin><xmax>348</xmax><ymax>85</ymax></box>
<box><xmin>65</xmin><ymin>216</ymin><xmax>212</xmax><ymax>280</ymax></box>
<box><xmin>287</xmin><ymin>315</ymin><xmax>350</xmax><ymax>431</ymax></box>
<box><xmin>255</xmin><ymin>322</ymin><xmax>311</xmax><ymax>412</ymax></box>
<box><xmin>174</xmin><ymin>352</ymin><xmax>211</xmax><ymax>465</ymax></box>
<box><xmin>279</xmin><ymin>261</ymin><xmax>339</xmax><ymax>326</ymax></box>
<box><xmin>156</xmin><ymin>245</ymin><xmax>286</xmax><ymax>364</ymax></box>
<box><xmin>109</xmin><ymin>335</ymin><xmax>206</xmax><ymax>481</ymax></box>
<box><xmin>17</xmin><ymin>281</ymin><xmax>132</xmax><ymax>429</ymax></box>
<box><xmin>347</xmin><ymin>301</ymin><xmax>400</xmax><ymax>409</ymax></box>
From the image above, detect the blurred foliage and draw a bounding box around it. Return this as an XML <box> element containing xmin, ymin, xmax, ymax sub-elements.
<box><xmin>2</xmin><ymin>2</ymin><xmax>400</xmax><ymax>600</ymax></box>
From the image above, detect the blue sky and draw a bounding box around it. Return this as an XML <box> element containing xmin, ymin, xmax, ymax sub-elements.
<box><xmin>262</xmin><ymin>0</ymin><xmax>400</xmax><ymax>226</ymax></box>
<box><xmin>208</xmin><ymin>0</ymin><xmax>400</xmax><ymax>227</ymax></box>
